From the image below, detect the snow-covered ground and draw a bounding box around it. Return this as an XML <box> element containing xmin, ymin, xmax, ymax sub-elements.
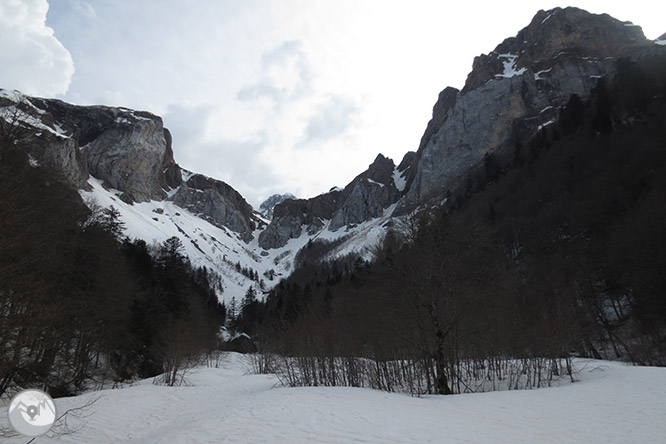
<box><xmin>2</xmin><ymin>354</ymin><xmax>664</xmax><ymax>443</ymax></box>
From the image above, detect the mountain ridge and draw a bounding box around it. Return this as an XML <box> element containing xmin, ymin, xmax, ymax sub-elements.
<box><xmin>2</xmin><ymin>6</ymin><xmax>664</xmax><ymax>303</ymax></box>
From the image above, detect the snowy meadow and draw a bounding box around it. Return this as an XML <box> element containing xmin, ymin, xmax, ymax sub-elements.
<box><xmin>2</xmin><ymin>353</ymin><xmax>665</xmax><ymax>443</ymax></box>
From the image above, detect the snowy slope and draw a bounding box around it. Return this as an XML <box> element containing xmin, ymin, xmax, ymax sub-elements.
<box><xmin>82</xmin><ymin>177</ymin><xmax>303</xmax><ymax>303</ymax></box>
<box><xmin>82</xmin><ymin>177</ymin><xmax>397</xmax><ymax>303</ymax></box>
<box><xmin>316</xmin><ymin>203</ymin><xmax>403</xmax><ymax>261</ymax></box>
<box><xmin>1</xmin><ymin>354</ymin><xmax>664</xmax><ymax>443</ymax></box>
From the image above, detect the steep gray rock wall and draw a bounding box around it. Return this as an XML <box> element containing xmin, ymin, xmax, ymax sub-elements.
<box><xmin>1</xmin><ymin>92</ymin><xmax>181</xmax><ymax>202</ymax></box>
<box><xmin>171</xmin><ymin>173</ymin><xmax>256</xmax><ymax>242</ymax></box>
<box><xmin>0</xmin><ymin>91</ymin><xmax>89</xmax><ymax>187</ymax></box>
<box><xmin>160</xmin><ymin>128</ymin><xmax>183</xmax><ymax>190</ymax></box>
<box><xmin>84</xmin><ymin>112</ymin><xmax>173</xmax><ymax>203</ymax></box>
<box><xmin>400</xmin><ymin>7</ymin><xmax>654</xmax><ymax>209</ymax></box>
<box><xmin>19</xmin><ymin>133</ymin><xmax>88</xmax><ymax>188</ymax></box>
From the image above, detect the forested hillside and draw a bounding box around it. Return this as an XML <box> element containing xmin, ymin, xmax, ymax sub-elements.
<box><xmin>0</xmin><ymin>143</ymin><xmax>225</xmax><ymax>397</ymax></box>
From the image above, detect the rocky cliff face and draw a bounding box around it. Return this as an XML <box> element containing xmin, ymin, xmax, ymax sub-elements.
<box><xmin>0</xmin><ymin>90</ymin><xmax>89</xmax><ymax>188</ymax></box>
<box><xmin>328</xmin><ymin>154</ymin><xmax>401</xmax><ymax>231</ymax></box>
<box><xmin>83</xmin><ymin>110</ymin><xmax>177</xmax><ymax>203</ymax></box>
<box><xmin>0</xmin><ymin>91</ymin><xmax>180</xmax><ymax>202</ymax></box>
<box><xmin>0</xmin><ymin>89</ymin><xmax>256</xmax><ymax>241</ymax></box>
<box><xmin>401</xmin><ymin>7</ymin><xmax>656</xmax><ymax>209</ymax></box>
<box><xmin>462</xmin><ymin>8</ymin><xmax>648</xmax><ymax>93</ymax></box>
<box><xmin>171</xmin><ymin>172</ymin><xmax>257</xmax><ymax>241</ymax></box>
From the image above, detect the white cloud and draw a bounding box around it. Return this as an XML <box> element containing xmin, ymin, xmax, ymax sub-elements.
<box><xmin>238</xmin><ymin>41</ymin><xmax>312</xmax><ymax>106</ymax></box>
<box><xmin>301</xmin><ymin>95</ymin><xmax>360</xmax><ymax>146</ymax></box>
<box><xmin>0</xmin><ymin>0</ymin><xmax>74</xmax><ymax>96</ymax></box>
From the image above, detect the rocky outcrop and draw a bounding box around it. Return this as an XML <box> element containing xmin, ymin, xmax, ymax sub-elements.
<box><xmin>397</xmin><ymin>151</ymin><xmax>416</xmax><ymax>173</ymax></box>
<box><xmin>170</xmin><ymin>173</ymin><xmax>256</xmax><ymax>242</ymax></box>
<box><xmin>0</xmin><ymin>90</ymin><xmax>89</xmax><ymax>187</ymax></box>
<box><xmin>462</xmin><ymin>8</ymin><xmax>648</xmax><ymax>93</ymax></box>
<box><xmin>400</xmin><ymin>7</ymin><xmax>656</xmax><ymax>210</ymax></box>
<box><xmin>258</xmin><ymin>190</ymin><xmax>342</xmax><ymax>249</ymax></box>
<box><xmin>416</xmin><ymin>88</ymin><xmax>458</xmax><ymax>155</ymax></box>
<box><xmin>329</xmin><ymin>154</ymin><xmax>401</xmax><ymax>231</ymax></box>
<box><xmin>159</xmin><ymin>128</ymin><xmax>183</xmax><ymax>191</ymax></box>
<box><xmin>84</xmin><ymin>110</ymin><xmax>175</xmax><ymax>203</ymax></box>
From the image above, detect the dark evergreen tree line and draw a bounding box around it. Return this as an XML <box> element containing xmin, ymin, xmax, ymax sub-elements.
<box><xmin>0</xmin><ymin>145</ymin><xmax>225</xmax><ymax>397</ymax></box>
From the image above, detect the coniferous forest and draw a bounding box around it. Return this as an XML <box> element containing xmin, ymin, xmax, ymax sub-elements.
<box><xmin>0</xmin><ymin>145</ymin><xmax>225</xmax><ymax>397</ymax></box>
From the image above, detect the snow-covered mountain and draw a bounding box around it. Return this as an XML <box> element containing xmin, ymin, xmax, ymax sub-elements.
<box><xmin>2</xmin><ymin>7</ymin><xmax>664</xmax><ymax>304</ymax></box>
<box><xmin>0</xmin><ymin>88</ymin><xmax>398</xmax><ymax>303</ymax></box>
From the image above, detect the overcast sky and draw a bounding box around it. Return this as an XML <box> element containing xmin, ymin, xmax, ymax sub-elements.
<box><xmin>1</xmin><ymin>0</ymin><xmax>663</xmax><ymax>207</ymax></box>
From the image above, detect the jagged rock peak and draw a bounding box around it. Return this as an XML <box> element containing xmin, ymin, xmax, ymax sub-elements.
<box><xmin>365</xmin><ymin>153</ymin><xmax>396</xmax><ymax>185</ymax></box>
<box><xmin>259</xmin><ymin>193</ymin><xmax>296</xmax><ymax>219</ymax></box>
<box><xmin>463</xmin><ymin>7</ymin><xmax>651</xmax><ymax>93</ymax></box>
<box><xmin>328</xmin><ymin>154</ymin><xmax>400</xmax><ymax>231</ymax></box>
<box><xmin>397</xmin><ymin>151</ymin><xmax>416</xmax><ymax>173</ymax></box>
<box><xmin>258</xmin><ymin>190</ymin><xmax>343</xmax><ymax>249</ymax></box>
<box><xmin>259</xmin><ymin>151</ymin><xmax>413</xmax><ymax>248</ymax></box>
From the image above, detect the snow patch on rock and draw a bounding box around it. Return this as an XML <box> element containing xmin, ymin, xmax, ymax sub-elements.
<box><xmin>496</xmin><ymin>54</ymin><xmax>527</xmax><ymax>78</ymax></box>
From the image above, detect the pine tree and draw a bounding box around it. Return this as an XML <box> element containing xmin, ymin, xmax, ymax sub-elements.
<box><xmin>101</xmin><ymin>205</ymin><xmax>125</xmax><ymax>239</ymax></box>
<box><xmin>228</xmin><ymin>296</ymin><xmax>238</xmax><ymax>323</ymax></box>
<box><xmin>242</xmin><ymin>286</ymin><xmax>257</xmax><ymax>313</ymax></box>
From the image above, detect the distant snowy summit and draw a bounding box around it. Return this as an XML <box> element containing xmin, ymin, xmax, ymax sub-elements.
<box><xmin>259</xmin><ymin>193</ymin><xmax>296</xmax><ymax>220</ymax></box>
